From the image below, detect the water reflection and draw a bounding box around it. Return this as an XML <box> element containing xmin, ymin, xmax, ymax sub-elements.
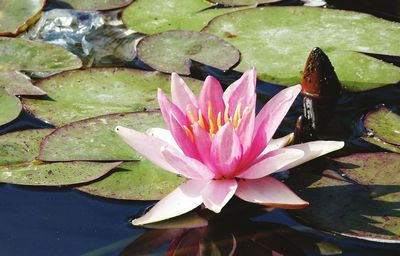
<box><xmin>123</xmin><ymin>200</ymin><xmax>342</xmax><ymax>256</ymax></box>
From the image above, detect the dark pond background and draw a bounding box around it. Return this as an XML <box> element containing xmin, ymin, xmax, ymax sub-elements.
<box><xmin>1</xmin><ymin>0</ymin><xmax>400</xmax><ymax>255</ymax></box>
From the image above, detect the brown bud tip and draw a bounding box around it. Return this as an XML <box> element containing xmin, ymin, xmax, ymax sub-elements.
<box><xmin>301</xmin><ymin>47</ymin><xmax>341</xmax><ymax>98</ymax></box>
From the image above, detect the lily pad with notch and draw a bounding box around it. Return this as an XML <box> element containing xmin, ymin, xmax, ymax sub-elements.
<box><xmin>203</xmin><ymin>7</ymin><xmax>400</xmax><ymax>91</ymax></box>
<box><xmin>77</xmin><ymin>161</ymin><xmax>185</xmax><ymax>200</ymax></box>
<box><xmin>287</xmin><ymin>152</ymin><xmax>400</xmax><ymax>243</ymax></box>
<box><xmin>0</xmin><ymin>161</ymin><xmax>121</xmax><ymax>186</ymax></box>
<box><xmin>137</xmin><ymin>30</ymin><xmax>240</xmax><ymax>75</ymax></box>
<box><xmin>0</xmin><ymin>89</ymin><xmax>22</xmax><ymax>127</ymax></box>
<box><xmin>48</xmin><ymin>0</ymin><xmax>133</xmax><ymax>10</ymax></box>
<box><xmin>122</xmin><ymin>0</ymin><xmax>246</xmax><ymax>34</ymax></box>
<box><xmin>0</xmin><ymin>37</ymin><xmax>82</xmax><ymax>73</ymax></box>
<box><xmin>38</xmin><ymin>111</ymin><xmax>166</xmax><ymax>162</ymax></box>
<box><xmin>0</xmin><ymin>0</ymin><xmax>46</xmax><ymax>36</ymax></box>
<box><xmin>23</xmin><ymin>68</ymin><xmax>202</xmax><ymax>126</ymax></box>
<box><xmin>0</xmin><ymin>71</ymin><xmax>46</xmax><ymax>96</ymax></box>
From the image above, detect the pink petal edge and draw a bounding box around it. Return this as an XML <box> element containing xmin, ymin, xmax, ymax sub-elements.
<box><xmin>202</xmin><ymin>179</ymin><xmax>238</xmax><ymax>213</ymax></box>
<box><xmin>171</xmin><ymin>72</ymin><xmax>198</xmax><ymax>112</ymax></box>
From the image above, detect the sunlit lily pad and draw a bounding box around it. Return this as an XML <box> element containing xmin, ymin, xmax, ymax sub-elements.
<box><xmin>203</xmin><ymin>7</ymin><xmax>400</xmax><ymax>91</ymax></box>
<box><xmin>0</xmin><ymin>89</ymin><xmax>22</xmax><ymax>126</ymax></box>
<box><xmin>39</xmin><ymin>111</ymin><xmax>165</xmax><ymax>161</ymax></box>
<box><xmin>0</xmin><ymin>37</ymin><xmax>82</xmax><ymax>73</ymax></box>
<box><xmin>363</xmin><ymin>107</ymin><xmax>400</xmax><ymax>146</ymax></box>
<box><xmin>0</xmin><ymin>0</ymin><xmax>46</xmax><ymax>36</ymax></box>
<box><xmin>77</xmin><ymin>161</ymin><xmax>185</xmax><ymax>200</ymax></box>
<box><xmin>362</xmin><ymin>137</ymin><xmax>400</xmax><ymax>154</ymax></box>
<box><xmin>0</xmin><ymin>161</ymin><xmax>121</xmax><ymax>186</ymax></box>
<box><xmin>137</xmin><ymin>30</ymin><xmax>240</xmax><ymax>75</ymax></box>
<box><xmin>48</xmin><ymin>0</ymin><xmax>133</xmax><ymax>10</ymax></box>
<box><xmin>23</xmin><ymin>68</ymin><xmax>202</xmax><ymax>126</ymax></box>
<box><xmin>288</xmin><ymin>153</ymin><xmax>400</xmax><ymax>242</ymax></box>
<box><xmin>0</xmin><ymin>129</ymin><xmax>53</xmax><ymax>166</ymax></box>
<box><xmin>0</xmin><ymin>71</ymin><xmax>46</xmax><ymax>96</ymax></box>
<box><xmin>122</xmin><ymin>0</ymin><xmax>245</xmax><ymax>34</ymax></box>
<box><xmin>208</xmin><ymin>0</ymin><xmax>280</xmax><ymax>6</ymax></box>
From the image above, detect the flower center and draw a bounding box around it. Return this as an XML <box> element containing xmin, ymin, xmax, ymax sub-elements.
<box><xmin>183</xmin><ymin>102</ymin><xmax>246</xmax><ymax>141</ymax></box>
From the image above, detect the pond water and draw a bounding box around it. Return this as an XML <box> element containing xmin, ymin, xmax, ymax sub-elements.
<box><xmin>1</xmin><ymin>0</ymin><xmax>399</xmax><ymax>255</ymax></box>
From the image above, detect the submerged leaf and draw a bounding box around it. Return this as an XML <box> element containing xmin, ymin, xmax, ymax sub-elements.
<box><xmin>137</xmin><ymin>30</ymin><xmax>240</xmax><ymax>75</ymax></box>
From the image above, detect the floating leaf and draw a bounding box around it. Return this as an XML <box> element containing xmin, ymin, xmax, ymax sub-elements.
<box><xmin>0</xmin><ymin>0</ymin><xmax>46</xmax><ymax>36</ymax></box>
<box><xmin>362</xmin><ymin>137</ymin><xmax>400</xmax><ymax>154</ymax></box>
<box><xmin>0</xmin><ymin>37</ymin><xmax>82</xmax><ymax>73</ymax></box>
<box><xmin>0</xmin><ymin>129</ymin><xmax>53</xmax><ymax>166</ymax></box>
<box><xmin>39</xmin><ymin>111</ymin><xmax>165</xmax><ymax>161</ymax></box>
<box><xmin>48</xmin><ymin>0</ymin><xmax>134</xmax><ymax>10</ymax></box>
<box><xmin>203</xmin><ymin>7</ymin><xmax>400</xmax><ymax>91</ymax></box>
<box><xmin>0</xmin><ymin>89</ymin><xmax>22</xmax><ymax>126</ymax></box>
<box><xmin>208</xmin><ymin>0</ymin><xmax>280</xmax><ymax>6</ymax></box>
<box><xmin>137</xmin><ymin>30</ymin><xmax>240</xmax><ymax>75</ymax></box>
<box><xmin>0</xmin><ymin>71</ymin><xmax>46</xmax><ymax>96</ymax></box>
<box><xmin>77</xmin><ymin>161</ymin><xmax>185</xmax><ymax>200</ymax></box>
<box><xmin>122</xmin><ymin>0</ymin><xmax>245</xmax><ymax>34</ymax></box>
<box><xmin>23</xmin><ymin>68</ymin><xmax>202</xmax><ymax>126</ymax></box>
<box><xmin>288</xmin><ymin>153</ymin><xmax>400</xmax><ymax>242</ymax></box>
<box><xmin>0</xmin><ymin>161</ymin><xmax>121</xmax><ymax>186</ymax></box>
<box><xmin>363</xmin><ymin>107</ymin><xmax>400</xmax><ymax>146</ymax></box>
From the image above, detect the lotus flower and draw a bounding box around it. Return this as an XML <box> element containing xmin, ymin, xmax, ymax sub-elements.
<box><xmin>116</xmin><ymin>68</ymin><xmax>344</xmax><ymax>225</ymax></box>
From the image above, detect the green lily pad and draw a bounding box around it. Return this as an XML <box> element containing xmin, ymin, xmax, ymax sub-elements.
<box><xmin>122</xmin><ymin>0</ymin><xmax>245</xmax><ymax>34</ymax></box>
<box><xmin>0</xmin><ymin>71</ymin><xmax>46</xmax><ymax>96</ymax></box>
<box><xmin>208</xmin><ymin>0</ymin><xmax>280</xmax><ymax>6</ymax></box>
<box><xmin>39</xmin><ymin>111</ymin><xmax>166</xmax><ymax>161</ymax></box>
<box><xmin>0</xmin><ymin>89</ymin><xmax>22</xmax><ymax>126</ymax></box>
<box><xmin>0</xmin><ymin>0</ymin><xmax>46</xmax><ymax>36</ymax></box>
<box><xmin>49</xmin><ymin>0</ymin><xmax>133</xmax><ymax>10</ymax></box>
<box><xmin>77</xmin><ymin>161</ymin><xmax>185</xmax><ymax>200</ymax></box>
<box><xmin>0</xmin><ymin>129</ymin><xmax>53</xmax><ymax>166</ymax></box>
<box><xmin>363</xmin><ymin>107</ymin><xmax>400</xmax><ymax>146</ymax></box>
<box><xmin>203</xmin><ymin>7</ymin><xmax>400</xmax><ymax>91</ymax></box>
<box><xmin>0</xmin><ymin>37</ymin><xmax>82</xmax><ymax>73</ymax></box>
<box><xmin>137</xmin><ymin>30</ymin><xmax>240</xmax><ymax>75</ymax></box>
<box><xmin>23</xmin><ymin>68</ymin><xmax>202</xmax><ymax>126</ymax></box>
<box><xmin>0</xmin><ymin>161</ymin><xmax>121</xmax><ymax>186</ymax></box>
<box><xmin>362</xmin><ymin>137</ymin><xmax>400</xmax><ymax>154</ymax></box>
<box><xmin>288</xmin><ymin>153</ymin><xmax>400</xmax><ymax>243</ymax></box>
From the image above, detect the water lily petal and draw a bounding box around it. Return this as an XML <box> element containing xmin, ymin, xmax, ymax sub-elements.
<box><xmin>192</xmin><ymin>123</ymin><xmax>213</xmax><ymax>168</ymax></box>
<box><xmin>198</xmin><ymin>76</ymin><xmax>225</xmax><ymax>122</ymax></box>
<box><xmin>238</xmin><ymin>148</ymin><xmax>304</xmax><ymax>179</ymax></box>
<box><xmin>274</xmin><ymin>141</ymin><xmax>345</xmax><ymax>172</ymax></box>
<box><xmin>158</xmin><ymin>89</ymin><xmax>187</xmax><ymax>128</ymax></box>
<box><xmin>239</xmin><ymin>119</ymin><xmax>268</xmax><ymax>168</ymax></box>
<box><xmin>236</xmin><ymin>95</ymin><xmax>256</xmax><ymax>153</ymax></box>
<box><xmin>146</xmin><ymin>128</ymin><xmax>181</xmax><ymax>152</ymax></box>
<box><xmin>260</xmin><ymin>133</ymin><xmax>294</xmax><ymax>156</ymax></box>
<box><xmin>254</xmin><ymin>84</ymin><xmax>301</xmax><ymax>144</ymax></box>
<box><xmin>161</xmin><ymin>146</ymin><xmax>214</xmax><ymax>180</ymax></box>
<box><xmin>132</xmin><ymin>180</ymin><xmax>207</xmax><ymax>225</ymax></box>
<box><xmin>169</xmin><ymin>113</ymin><xmax>200</xmax><ymax>159</ymax></box>
<box><xmin>115</xmin><ymin>126</ymin><xmax>178</xmax><ymax>174</ymax></box>
<box><xmin>210</xmin><ymin>122</ymin><xmax>242</xmax><ymax>178</ymax></box>
<box><xmin>202</xmin><ymin>179</ymin><xmax>238</xmax><ymax>213</ymax></box>
<box><xmin>171</xmin><ymin>72</ymin><xmax>198</xmax><ymax>112</ymax></box>
<box><xmin>236</xmin><ymin>177</ymin><xmax>309</xmax><ymax>209</ymax></box>
<box><xmin>223</xmin><ymin>67</ymin><xmax>257</xmax><ymax>116</ymax></box>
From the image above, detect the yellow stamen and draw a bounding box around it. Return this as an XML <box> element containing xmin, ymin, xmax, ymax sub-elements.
<box><xmin>183</xmin><ymin>125</ymin><xmax>194</xmax><ymax>142</ymax></box>
<box><xmin>208</xmin><ymin>101</ymin><xmax>217</xmax><ymax>135</ymax></box>
<box><xmin>217</xmin><ymin>112</ymin><xmax>222</xmax><ymax>129</ymax></box>
<box><xmin>233</xmin><ymin>103</ymin><xmax>242</xmax><ymax>128</ymax></box>
<box><xmin>198</xmin><ymin>109</ymin><xmax>206</xmax><ymax>129</ymax></box>
<box><xmin>186</xmin><ymin>110</ymin><xmax>196</xmax><ymax>124</ymax></box>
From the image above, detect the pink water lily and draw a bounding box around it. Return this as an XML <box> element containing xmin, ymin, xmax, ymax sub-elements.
<box><xmin>116</xmin><ymin>68</ymin><xmax>344</xmax><ymax>225</ymax></box>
